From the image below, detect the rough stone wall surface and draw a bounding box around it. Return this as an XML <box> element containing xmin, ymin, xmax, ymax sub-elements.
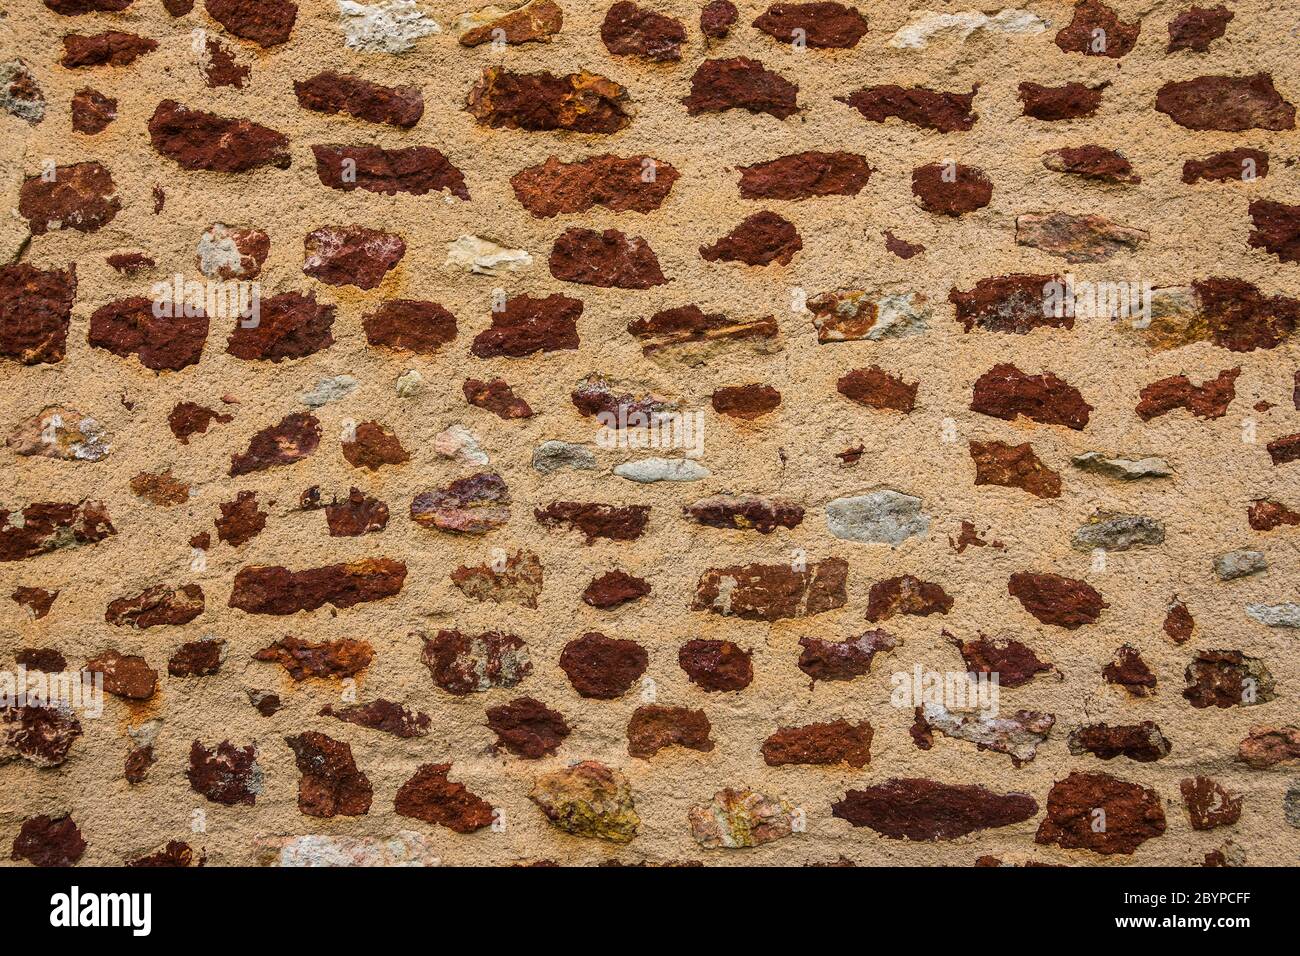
<box><xmin>1</xmin><ymin>0</ymin><xmax>1299</xmax><ymax>866</ymax></box>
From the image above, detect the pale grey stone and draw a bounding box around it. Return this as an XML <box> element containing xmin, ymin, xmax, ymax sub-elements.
<box><xmin>1246</xmin><ymin>603</ymin><xmax>1300</xmax><ymax>627</ymax></box>
<box><xmin>1071</xmin><ymin>513</ymin><xmax>1165</xmax><ymax>551</ymax></box>
<box><xmin>1285</xmin><ymin>780</ymin><xmax>1300</xmax><ymax>829</ymax></box>
<box><xmin>919</xmin><ymin>702</ymin><xmax>1054</xmax><ymax>765</ymax></box>
<box><xmin>1071</xmin><ymin>451</ymin><xmax>1172</xmax><ymax>480</ymax></box>
<box><xmin>300</xmin><ymin>375</ymin><xmax>358</xmax><ymax>408</ymax></box>
<box><xmin>337</xmin><ymin>0</ymin><xmax>441</xmax><ymax>53</ymax></box>
<box><xmin>531</xmin><ymin>440</ymin><xmax>597</xmax><ymax>474</ymax></box>
<box><xmin>826</xmin><ymin>490</ymin><xmax>929</xmax><ymax>545</ymax></box>
<box><xmin>613</xmin><ymin>458</ymin><xmax>709</xmax><ymax>483</ymax></box>
<box><xmin>1215</xmin><ymin>550</ymin><xmax>1267</xmax><ymax>581</ymax></box>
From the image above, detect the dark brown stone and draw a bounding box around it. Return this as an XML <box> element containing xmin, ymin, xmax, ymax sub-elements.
<box><xmin>948</xmin><ymin>631</ymin><xmax>1054</xmax><ymax>687</ymax></box>
<box><xmin>229</xmin><ymin>412</ymin><xmax>320</xmax><ymax>476</ymax></box>
<box><xmin>865</xmin><ymin>575</ymin><xmax>952</xmax><ymax>622</ymax></box>
<box><xmin>451</xmin><ymin>550</ymin><xmax>543</xmax><ymax>608</ymax></box>
<box><xmin>1036</xmin><ymin>771</ymin><xmax>1166</xmax><ymax>854</ymax></box>
<box><xmin>313</xmin><ymin>144</ymin><xmax>468</xmax><ymax>199</ymax></box>
<box><xmin>200</xmin><ymin>35</ymin><xmax>249</xmax><ymax>89</ymax></box>
<box><xmin>342</xmin><ymin>421</ymin><xmax>409</xmax><ymax>471</ymax></box>
<box><xmin>303</xmin><ymin>225</ymin><xmax>405</xmax><ymax>290</ymax></box>
<box><xmin>70</xmin><ymin>87</ymin><xmax>115</xmax><ymax>133</ymax></box>
<box><xmin>286</xmin><ymin>731</ymin><xmax>372</xmax><ymax>817</ymax></box>
<box><xmin>693</xmin><ymin>557</ymin><xmax>847</xmax><ymax>620</ymax></box>
<box><xmin>466</xmin><ymin>67</ymin><xmax>629</xmax><ymax>133</ymax></box>
<box><xmin>253</xmin><ymin>636</ymin><xmax>373</xmax><ymax>680</ymax></box>
<box><xmin>411</xmin><ymin>472</ymin><xmax>509</xmax><ymax>534</ymax></box>
<box><xmin>10</xmin><ymin>815</ymin><xmax>85</xmax><ymax>867</ymax></box>
<box><xmin>148</xmin><ymin>100</ymin><xmax>290</xmax><ymax>172</ymax></box>
<box><xmin>512</xmin><ymin>154</ymin><xmax>679</xmax><ymax>218</ymax></box>
<box><xmin>833</xmin><ymin>778</ymin><xmax>1038</xmax><ymax>840</ymax></box>
<box><xmin>1103</xmin><ymin>645</ymin><xmax>1156</xmax><ymax>695</ymax></box>
<box><xmin>12</xmin><ymin>589</ymin><xmax>58</xmax><ymax>620</ymax></box>
<box><xmin>130</xmin><ymin>470</ymin><xmax>189</xmax><ymax>506</ymax></box>
<box><xmin>204</xmin><ymin>0</ymin><xmax>296</xmax><ymax>46</ymax></box>
<box><xmin>1055</xmin><ymin>0</ymin><xmax>1139</xmax><ymax>57</ymax></box>
<box><xmin>1248</xmin><ymin>498</ymin><xmax>1300</xmax><ymax>531</ymax></box>
<box><xmin>248</xmin><ymin>690</ymin><xmax>281</xmax><ymax>717</ymax></box>
<box><xmin>762</xmin><ymin>719</ymin><xmax>871</xmax><ymax>767</ymax></box>
<box><xmin>105</xmin><ymin>583</ymin><xmax>204</xmax><ymax>628</ymax></box>
<box><xmin>294</xmin><ymin>71</ymin><xmax>422</xmax><ymax>127</ymax></box>
<box><xmin>951</xmin><ymin>274</ymin><xmax>1067</xmax><ymax>333</ymax></box>
<box><xmin>19</xmin><ymin>161</ymin><xmax>119</xmax><ymax>235</ymax></box>
<box><xmin>700</xmin><ymin>211</ymin><xmax>801</xmax><ymax>266</ymax></box>
<box><xmin>362</xmin><ymin>299</ymin><xmax>456</xmax><ymax>354</ymax></box>
<box><xmin>712</xmin><ymin>383</ymin><xmax>781</xmax><ymax>419</ymax></box>
<box><xmin>1</xmin><ymin>704</ymin><xmax>81</xmax><ymax>767</ymax></box>
<box><xmin>883</xmin><ymin>230</ymin><xmax>924</xmax><ymax>258</ymax></box>
<box><xmin>422</xmin><ymin>629</ymin><xmax>531</xmax><ymax>695</ymax></box>
<box><xmin>839</xmin><ymin>84</ymin><xmax>977</xmax><ymax>132</ymax></box>
<box><xmin>549</xmin><ymin>227</ymin><xmax>667</xmax><ymax>289</ymax></box>
<box><xmin>1183</xmin><ymin>649</ymin><xmax>1274</xmax><ymax>708</ymax></box>
<box><xmin>753</xmin><ymin>2</ymin><xmax>868</xmax><ymax>47</ymax></box>
<box><xmin>1156</xmin><ymin>74</ymin><xmax>1296</xmax><ymax>131</ymax></box>
<box><xmin>1168</xmin><ymin>4</ymin><xmax>1233</xmax><ymax>52</ymax></box>
<box><xmin>971</xmin><ymin>363</ymin><xmax>1092</xmax><ymax>429</ymax></box>
<box><xmin>1248</xmin><ymin>199</ymin><xmax>1300</xmax><ymax>264</ymax></box>
<box><xmin>325</xmin><ymin>488</ymin><xmax>389</xmax><ymax>537</ymax></box>
<box><xmin>459</xmin><ymin>0</ymin><xmax>562</xmax><ymax>45</ymax></box>
<box><xmin>127</xmin><ymin>841</ymin><xmax>201</xmax><ymax>867</ymax></box>
<box><xmin>601</xmin><ymin>1</ymin><xmax>685</xmax><ymax>60</ymax></box>
<box><xmin>627</xmin><ymin>705</ymin><xmax>713</xmax><ymax>758</ymax></box>
<box><xmin>45</xmin><ymin>0</ymin><xmax>133</xmax><ymax>12</ymax></box>
<box><xmin>683</xmin><ymin>57</ymin><xmax>798</xmax><ymax>119</ymax></box>
<box><xmin>1164</xmin><ymin>597</ymin><xmax>1194</xmax><ymax>642</ymax></box>
<box><xmin>1237</xmin><ymin>725</ymin><xmax>1300</xmax><ymax>768</ymax></box>
<box><xmin>61</xmin><ymin>31</ymin><xmax>157</xmax><ymax>67</ymax></box>
<box><xmin>486</xmin><ymin>697</ymin><xmax>570</xmax><ymax>758</ymax></box>
<box><xmin>106</xmin><ymin>252</ymin><xmax>153</xmax><ymax>275</ymax></box>
<box><xmin>837</xmin><ymin>366</ymin><xmax>918</xmax><ymax>412</ymax></box>
<box><xmin>1269</xmin><ymin>433</ymin><xmax>1300</xmax><ymax>465</ymax></box>
<box><xmin>464</xmin><ymin>378</ymin><xmax>533</xmax><ymax>418</ymax></box>
<box><xmin>226</xmin><ymin>291</ymin><xmax>334</xmax><ymax>362</ymax></box>
<box><xmin>188</xmin><ymin>739</ymin><xmax>260</xmax><ymax>805</ymax></box>
<box><xmin>1183</xmin><ymin>148</ymin><xmax>1268</xmax><ymax>184</ymax></box>
<box><xmin>214</xmin><ymin>490</ymin><xmax>266</xmax><ymax>546</ymax></box>
<box><xmin>472</xmin><ymin>293</ymin><xmax>582</xmax><ymax>358</ymax></box>
<box><xmin>1180</xmin><ymin>776</ymin><xmax>1242</xmax><ymax>830</ymax></box>
<box><xmin>1188</xmin><ymin>277</ymin><xmax>1298</xmax><ymax>351</ymax></box>
<box><xmin>232</xmin><ymin>560</ymin><xmax>404</xmax><ymax>615</ymax></box>
<box><xmin>970</xmin><ymin>439</ymin><xmax>1061</xmax><ymax>498</ymax></box>
<box><xmin>1008</xmin><ymin>571</ymin><xmax>1107</xmax><ymax>628</ymax></box>
<box><xmin>571</xmin><ymin>376</ymin><xmax>673</xmax><ymax>423</ymax></box>
<box><xmin>911</xmin><ymin>163</ymin><xmax>992</xmax><ymax>216</ymax></box>
<box><xmin>582</xmin><ymin>570</ymin><xmax>650</xmax><ymax>608</ymax></box>
<box><xmin>1136</xmin><ymin>367</ymin><xmax>1239</xmax><ymax>420</ymax></box>
<box><xmin>83</xmin><ymin>650</ymin><xmax>157</xmax><ymax>699</ymax></box>
<box><xmin>629</xmin><ymin>306</ymin><xmax>779</xmax><ymax>357</ymax></box>
<box><xmin>0</xmin><ymin>500</ymin><xmax>115</xmax><ymax>562</ymax></box>
<box><xmin>798</xmin><ymin>630</ymin><xmax>897</xmax><ymax>683</ymax></box>
<box><xmin>1042</xmin><ymin>145</ymin><xmax>1139</xmax><ymax>183</ymax></box>
<box><xmin>700</xmin><ymin>0</ymin><xmax>737</xmax><ymax>37</ymax></box>
<box><xmin>684</xmin><ymin>495</ymin><xmax>803</xmax><ymax>534</ymax></box>
<box><xmin>678</xmin><ymin>638</ymin><xmax>753</xmax><ymax>691</ymax></box>
<box><xmin>1068</xmin><ymin>721</ymin><xmax>1172</xmax><ymax>762</ymax></box>
<box><xmin>320</xmin><ymin>700</ymin><xmax>430</xmax><ymax>738</ymax></box>
<box><xmin>1018</xmin><ymin>81</ymin><xmax>1106</xmax><ymax>120</ymax></box>
<box><xmin>124</xmin><ymin>743</ymin><xmax>154</xmax><ymax>783</ymax></box>
<box><xmin>168</xmin><ymin>638</ymin><xmax>225</xmax><ymax>677</ymax></box>
<box><xmin>88</xmin><ymin>296</ymin><xmax>207</xmax><ymax>371</ymax></box>
<box><xmin>560</xmin><ymin>632</ymin><xmax>647</xmax><ymax>698</ymax></box>
<box><xmin>535</xmin><ymin>501</ymin><xmax>650</xmax><ymax>543</ymax></box>
<box><xmin>0</xmin><ymin>264</ymin><xmax>76</xmax><ymax>365</ymax></box>
<box><xmin>394</xmin><ymin>763</ymin><xmax>494</xmax><ymax>832</ymax></box>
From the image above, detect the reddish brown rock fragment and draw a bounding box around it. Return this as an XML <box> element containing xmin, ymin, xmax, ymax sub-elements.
<box><xmin>1103</xmin><ymin>645</ymin><xmax>1156</xmax><ymax>695</ymax></box>
<box><xmin>712</xmin><ymin>384</ymin><xmax>781</xmax><ymax>419</ymax></box>
<box><xmin>486</xmin><ymin>697</ymin><xmax>570</xmax><ymax>759</ymax></box>
<box><xmin>1069</xmin><ymin>721</ymin><xmax>1172</xmax><ymax>762</ymax></box>
<box><xmin>214</xmin><ymin>490</ymin><xmax>266</xmax><ymax>547</ymax></box>
<box><xmin>948</xmin><ymin>631</ymin><xmax>1054</xmax><ymax>687</ymax></box>
<box><xmin>560</xmin><ymin>632</ymin><xmax>647</xmax><ymax>698</ymax></box>
<box><xmin>839</xmin><ymin>84</ymin><xmax>976</xmax><ymax>132</ymax></box>
<box><xmin>627</xmin><ymin>705</ymin><xmax>713</xmax><ymax>758</ymax></box>
<box><xmin>124</xmin><ymin>742</ymin><xmax>155</xmax><ymax>782</ymax></box>
<box><xmin>1042</xmin><ymin>145</ymin><xmax>1139</xmax><ymax>183</ymax></box>
<box><xmin>294</xmin><ymin>71</ymin><xmax>422</xmax><ymax>127</ymax></box>
<box><xmin>1016</xmin><ymin>211</ymin><xmax>1147</xmax><ymax>262</ymax></box>
<box><xmin>196</xmin><ymin>223</ymin><xmax>267</xmax><ymax>280</ymax></box>
<box><xmin>951</xmin><ymin>274</ymin><xmax>1067</xmax><ymax>333</ymax></box>
<box><xmin>0</xmin><ymin>264</ymin><xmax>75</xmax><ymax>365</ymax></box>
<box><xmin>465</xmin><ymin>67</ymin><xmax>630</xmax><ymax>133</ymax></box>
<box><xmin>512</xmin><ymin>154</ymin><xmax>678</xmax><ymax>218</ymax></box>
<box><xmin>833</xmin><ymin>778</ymin><xmax>1038</xmax><ymax>840</ymax></box>
<box><xmin>753</xmin><ymin>2</ymin><xmax>868</xmax><ymax>47</ymax></box>
<box><xmin>106</xmin><ymin>583</ymin><xmax>204</xmax><ymax>628</ymax></box>
<box><xmin>1036</xmin><ymin>771</ymin><xmax>1166</xmax><ymax>854</ymax></box>
<box><xmin>232</xmin><ymin>560</ymin><xmax>404</xmax><ymax>615</ymax></box>
<box><xmin>10</xmin><ymin>815</ymin><xmax>85</xmax><ymax>867</ymax></box>
<box><xmin>884</xmin><ymin>231</ymin><xmax>924</xmax><ymax>258</ymax></box>
<box><xmin>130</xmin><ymin>470</ymin><xmax>189</xmax><ymax>506</ymax></box>
<box><xmin>739</xmin><ymin>151</ymin><xmax>872</xmax><ymax>200</ymax></box>
<box><xmin>700</xmin><ymin>0</ymin><xmax>737</xmax><ymax>37</ymax></box>
<box><xmin>229</xmin><ymin>413</ymin><xmax>320</xmax><ymax>477</ymax></box>
<box><xmin>971</xmin><ymin>363</ymin><xmax>1091</xmax><ymax>429</ymax></box>
<box><xmin>12</xmin><ymin>589</ymin><xmax>58</xmax><ymax>620</ymax></box>
<box><xmin>949</xmin><ymin>520</ymin><xmax>1002</xmax><ymax>552</ymax></box>
<box><xmin>459</xmin><ymin>0</ymin><xmax>563</xmax><ymax>45</ymax></box>
<box><xmin>0</xmin><ymin>500</ymin><xmax>115</xmax><ymax>561</ymax></box>
<box><xmin>148</xmin><ymin>100</ymin><xmax>290</xmax><ymax>172</ymax></box>
<box><xmin>1018</xmin><ymin>81</ymin><xmax>1106</xmax><ymax>120</ymax></box>
<box><xmin>70</xmin><ymin>87</ymin><xmax>115</xmax><ymax>133</ymax></box>
<box><xmin>128</xmin><ymin>841</ymin><xmax>201</xmax><ymax>867</ymax></box>
<box><xmin>970</xmin><ymin>439</ymin><xmax>1061</xmax><ymax>498</ymax></box>
<box><xmin>628</xmin><ymin>306</ymin><xmax>779</xmax><ymax>359</ymax></box>
<box><xmin>342</xmin><ymin>421</ymin><xmax>409</xmax><ymax>472</ymax></box>
<box><xmin>1248</xmin><ymin>498</ymin><xmax>1300</xmax><ymax>531</ymax></box>
<box><xmin>1</xmin><ymin>704</ymin><xmax>81</xmax><ymax>767</ymax></box>
<box><xmin>865</xmin><ymin>575</ymin><xmax>952</xmax><ymax>622</ymax></box>
<box><xmin>411</xmin><ymin>473</ymin><xmax>509</xmax><ymax>534</ymax></box>
<box><xmin>286</xmin><ymin>731</ymin><xmax>372</xmax><ymax>818</ymax></box>
<box><xmin>549</xmin><ymin>227</ymin><xmax>667</xmax><ymax>289</ymax></box>
<box><xmin>472</xmin><ymin>293</ymin><xmax>582</xmax><ymax>358</ymax></box>
<box><xmin>303</xmin><ymin>226</ymin><xmax>405</xmax><ymax>290</ymax></box>
<box><xmin>84</xmin><ymin>650</ymin><xmax>157</xmax><ymax>699</ymax></box>
<box><xmin>61</xmin><ymin>31</ymin><xmax>157</xmax><ymax>67</ymax></box>
<box><xmin>106</xmin><ymin>252</ymin><xmax>152</xmax><ymax>275</ymax></box>
<box><xmin>837</xmin><ymin>366</ymin><xmax>918</xmax><ymax>412</ymax></box>
<box><xmin>1183</xmin><ymin>649</ymin><xmax>1274</xmax><ymax>708</ymax></box>
<box><xmin>535</xmin><ymin>501</ymin><xmax>650</xmax><ymax>543</ymax></box>
<box><xmin>762</xmin><ymin>719</ymin><xmax>871</xmax><ymax>768</ymax></box>
<box><xmin>253</xmin><ymin>636</ymin><xmax>373</xmax><ymax>680</ymax></box>
<box><xmin>1180</xmin><ymin>776</ymin><xmax>1242</xmax><ymax>830</ymax></box>
<box><xmin>45</xmin><ymin>0</ymin><xmax>133</xmax><ymax>11</ymax></box>
<box><xmin>1248</xmin><ymin>199</ymin><xmax>1300</xmax><ymax>264</ymax></box>
<box><xmin>422</xmin><ymin>629</ymin><xmax>532</xmax><ymax>695</ymax></box>
<box><xmin>168</xmin><ymin>638</ymin><xmax>225</xmax><ymax>677</ymax></box>
<box><xmin>1164</xmin><ymin>597</ymin><xmax>1194</xmax><ymax>642</ymax></box>
<box><xmin>1268</xmin><ymin>433</ymin><xmax>1300</xmax><ymax>465</ymax></box>
<box><xmin>1008</xmin><ymin>572</ymin><xmax>1107</xmax><ymax>629</ymax></box>
<box><xmin>19</xmin><ymin>161</ymin><xmax>120</xmax><ymax>235</ymax></box>
<box><xmin>188</xmin><ymin>739</ymin><xmax>260</xmax><ymax>805</ymax></box>
<box><xmin>326</xmin><ymin>488</ymin><xmax>389</xmax><ymax>537</ymax></box>
<box><xmin>601</xmin><ymin>1</ymin><xmax>685</xmax><ymax>60</ymax></box>
<box><xmin>88</xmin><ymin>297</ymin><xmax>207</xmax><ymax>371</ymax></box>
<box><xmin>451</xmin><ymin>550</ymin><xmax>542</xmax><ymax>608</ymax></box>
<box><xmin>684</xmin><ymin>495</ymin><xmax>803</xmax><ymax>534</ymax></box>
<box><xmin>225</xmin><ymin>292</ymin><xmax>335</xmax><ymax>363</ymax></box>
<box><xmin>700</xmin><ymin>211</ymin><xmax>801</xmax><ymax>266</ymax></box>
<box><xmin>582</xmin><ymin>570</ymin><xmax>650</xmax><ymax>608</ymax></box>
<box><xmin>683</xmin><ymin>57</ymin><xmax>798</xmax><ymax>119</ymax></box>
<box><xmin>190</xmin><ymin>532</ymin><xmax>210</xmax><ymax>550</ymax></box>
<box><xmin>204</xmin><ymin>0</ymin><xmax>296</xmax><ymax>46</ymax></box>
<box><xmin>248</xmin><ymin>690</ymin><xmax>281</xmax><ymax>717</ymax></box>
<box><xmin>1156</xmin><ymin>74</ymin><xmax>1296</xmax><ymax>131</ymax></box>
<box><xmin>360</xmin><ymin>299</ymin><xmax>456</xmax><ymax>354</ymax></box>
<box><xmin>911</xmin><ymin>163</ymin><xmax>992</xmax><ymax>216</ymax></box>
<box><xmin>313</xmin><ymin>144</ymin><xmax>468</xmax><ymax>199</ymax></box>
<box><xmin>463</xmin><ymin>378</ymin><xmax>533</xmax><ymax>419</ymax></box>
<box><xmin>693</xmin><ymin>557</ymin><xmax>847</xmax><ymax>620</ymax></box>
<box><xmin>798</xmin><ymin>630</ymin><xmax>896</xmax><ymax>683</ymax></box>
<box><xmin>1168</xmin><ymin>4</ymin><xmax>1233</xmax><ymax>52</ymax></box>
<box><xmin>1055</xmin><ymin>0</ymin><xmax>1139</xmax><ymax>57</ymax></box>
<box><xmin>678</xmin><ymin>639</ymin><xmax>753</xmax><ymax>691</ymax></box>
<box><xmin>199</xmin><ymin>35</ymin><xmax>248</xmax><ymax>88</ymax></box>
<box><xmin>394</xmin><ymin>764</ymin><xmax>494</xmax><ymax>832</ymax></box>
<box><xmin>1136</xmin><ymin>367</ymin><xmax>1239</xmax><ymax>420</ymax></box>
<box><xmin>1236</xmin><ymin>725</ymin><xmax>1300</xmax><ymax>769</ymax></box>
<box><xmin>320</xmin><ymin>700</ymin><xmax>429</xmax><ymax>738</ymax></box>
<box><xmin>1183</xmin><ymin>148</ymin><xmax>1268</xmax><ymax>184</ymax></box>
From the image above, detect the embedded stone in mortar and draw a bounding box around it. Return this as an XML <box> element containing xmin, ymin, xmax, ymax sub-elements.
<box><xmin>889</xmin><ymin>9</ymin><xmax>1048</xmax><ymax>47</ymax></box>
<box><xmin>613</xmin><ymin>458</ymin><xmax>709</xmax><ymax>483</ymax></box>
<box><xmin>689</xmin><ymin>789</ymin><xmax>796</xmax><ymax>848</ymax></box>
<box><xmin>530</xmin><ymin>761</ymin><xmax>639</xmax><ymax>843</ymax></box>
<box><xmin>445</xmin><ymin>235</ymin><xmax>532</xmax><ymax>275</ymax></box>
<box><xmin>825</xmin><ymin>490</ymin><xmax>929</xmax><ymax>545</ymax></box>
<box><xmin>337</xmin><ymin>0</ymin><xmax>441</xmax><ymax>53</ymax></box>
<box><xmin>7</xmin><ymin>406</ymin><xmax>109</xmax><ymax>461</ymax></box>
